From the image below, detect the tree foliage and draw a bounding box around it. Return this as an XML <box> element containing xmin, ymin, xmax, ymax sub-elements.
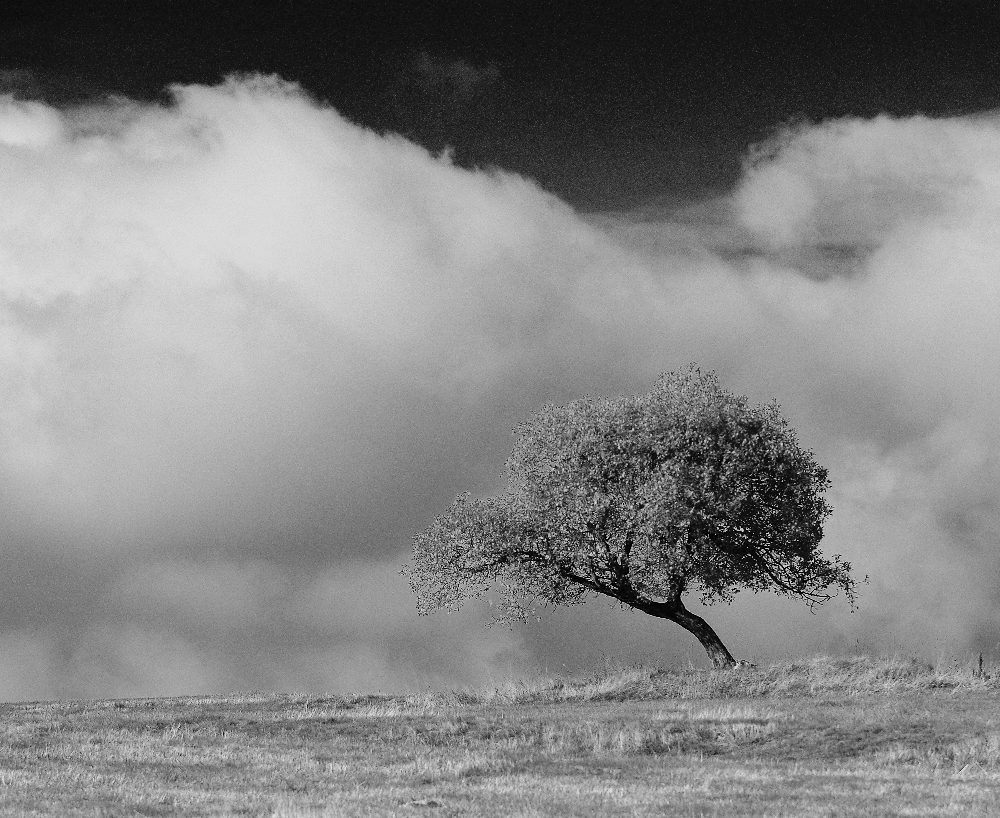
<box><xmin>405</xmin><ymin>365</ymin><xmax>857</xmax><ymax>667</ymax></box>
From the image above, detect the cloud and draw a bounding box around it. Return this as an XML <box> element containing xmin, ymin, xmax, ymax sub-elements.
<box><xmin>720</xmin><ymin>114</ymin><xmax>1000</xmax><ymax>659</ymax></box>
<box><xmin>0</xmin><ymin>75</ymin><xmax>631</xmax><ymax>564</ymax></box>
<box><xmin>0</xmin><ymin>75</ymin><xmax>666</xmax><ymax>698</ymax></box>
<box><xmin>0</xmin><ymin>77</ymin><xmax>997</xmax><ymax>698</ymax></box>
<box><xmin>0</xmin><ymin>96</ymin><xmax>64</xmax><ymax>148</ymax></box>
<box><xmin>111</xmin><ymin>560</ymin><xmax>293</xmax><ymax>631</ymax></box>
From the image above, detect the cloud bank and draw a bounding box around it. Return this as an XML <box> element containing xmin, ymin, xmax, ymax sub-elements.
<box><xmin>0</xmin><ymin>78</ymin><xmax>997</xmax><ymax>698</ymax></box>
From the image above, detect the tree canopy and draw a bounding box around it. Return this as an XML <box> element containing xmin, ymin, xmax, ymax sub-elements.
<box><xmin>405</xmin><ymin>365</ymin><xmax>857</xmax><ymax>667</ymax></box>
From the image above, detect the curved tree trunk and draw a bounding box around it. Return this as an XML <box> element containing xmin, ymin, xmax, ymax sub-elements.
<box><xmin>665</xmin><ymin>602</ymin><xmax>737</xmax><ymax>669</ymax></box>
<box><xmin>631</xmin><ymin>596</ymin><xmax>737</xmax><ymax>669</ymax></box>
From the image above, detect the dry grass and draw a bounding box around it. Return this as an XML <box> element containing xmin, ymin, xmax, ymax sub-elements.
<box><xmin>0</xmin><ymin>655</ymin><xmax>998</xmax><ymax>816</ymax></box>
<box><xmin>476</xmin><ymin>654</ymin><xmax>997</xmax><ymax>704</ymax></box>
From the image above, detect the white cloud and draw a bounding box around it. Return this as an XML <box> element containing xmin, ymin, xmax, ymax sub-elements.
<box><xmin>2</xmin><ymin>78</ymin><xmax>1000</xmax><ymax>698</ymax></box>
<box><xmin>0</xmin><ymin>96</ymin><xmax>63</xmax><ymax>148</ymax></box>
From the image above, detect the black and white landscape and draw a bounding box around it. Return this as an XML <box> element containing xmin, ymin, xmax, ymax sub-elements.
<box><xmin>0</xmin><ymin>3</ymin><xmax>999</xmax><ymax>701</ymax></box>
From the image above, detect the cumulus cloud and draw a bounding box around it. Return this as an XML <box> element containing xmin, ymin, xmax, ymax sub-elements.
<box><xmin>0</xmin><ymin>74</ymin><xmax>669</xmax><ymax>698</ymax></box>
<box><xmin>721</xmin><ymin>114</ymin><xmax>1000</xmax><ymax>659</ymax></box>
<box><xmin>0</xmin><ymin>77</ymin><xmax>996</xmax><ymax>699</ymax></box>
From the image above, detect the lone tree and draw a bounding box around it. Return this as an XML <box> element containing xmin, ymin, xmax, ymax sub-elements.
<box><xmin>406</xmin><ymin>365</ymin><xmax>857</xmax><ymax>668</ymax></box>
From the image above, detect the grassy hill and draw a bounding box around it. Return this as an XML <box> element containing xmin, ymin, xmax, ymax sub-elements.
<box><xmin>1</xmin><ymin>655</ymin><xmax>999</xmax><ymax>816</ymax></box>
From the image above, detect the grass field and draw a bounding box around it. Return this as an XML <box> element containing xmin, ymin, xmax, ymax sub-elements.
<box><xmin>1</xmin><ymin>655</ymin><xmax>999</xmax><ymax>816</ymax></box>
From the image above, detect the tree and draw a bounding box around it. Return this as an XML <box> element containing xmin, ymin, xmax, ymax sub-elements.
<box><xmin>405</xmin><ymin>365</ymin><xmax>857</xmax><ymax>668</ymax></box>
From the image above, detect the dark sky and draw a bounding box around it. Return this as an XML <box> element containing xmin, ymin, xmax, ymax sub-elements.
<box><xmin>2</xmin><ymin>4</ymin><xmax>1000</xmax><ymax>700</ymax></box>
<box><xmin>7</xmin><ymin>3</ymin><xmax>1000</xmax><ymax>208</ymax></box>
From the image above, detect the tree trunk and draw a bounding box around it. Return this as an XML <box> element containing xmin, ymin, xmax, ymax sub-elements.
<box><xmin>666</xmin><ymin>602</ymin><xmax>737</xmax><ymax>669</ymax></box>
<box><xmin>633</xmin><ymin>596</ymin><xmax>737</xmax><ymax>669</ymax></box>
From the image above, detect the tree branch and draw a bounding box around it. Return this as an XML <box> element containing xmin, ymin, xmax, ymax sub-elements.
<box><xmin>747</xmin><ymin>549</ymin><xmax>832</xmax><ymax>602</ymax></box>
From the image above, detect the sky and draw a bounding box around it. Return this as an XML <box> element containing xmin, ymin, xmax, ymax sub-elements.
<box><xmin>2</xmin><ymin>3</ymin><xmax>1000</xmax><ymax>700</ymax></box>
